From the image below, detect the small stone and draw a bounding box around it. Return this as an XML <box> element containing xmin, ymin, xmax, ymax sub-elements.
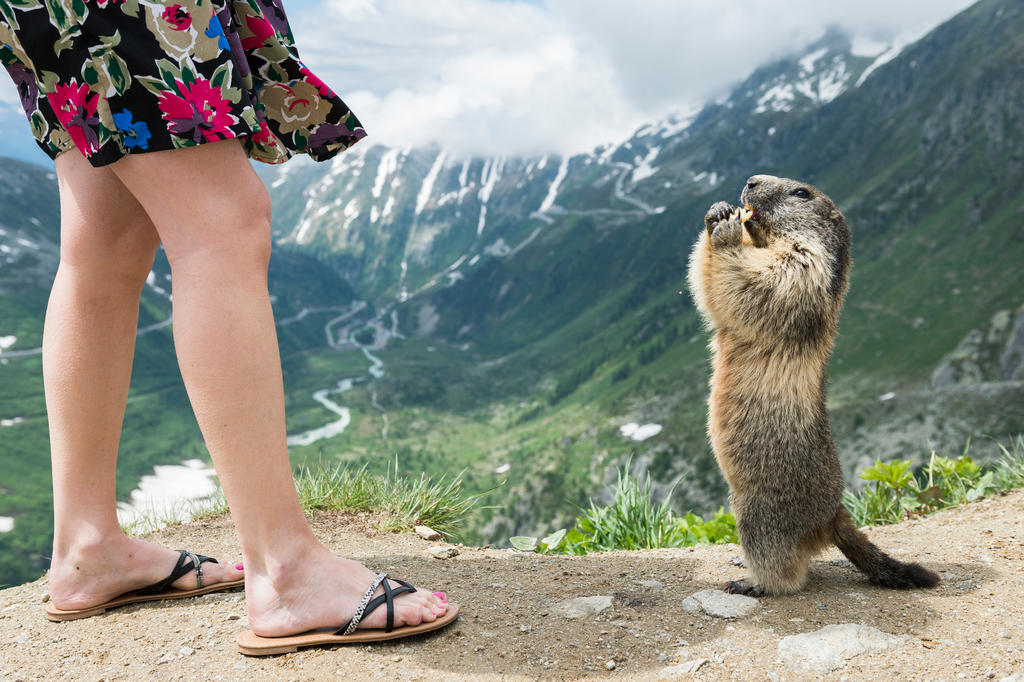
<box><xmin>606</xmin><ymin>660</ymin><xmax>616</xmax><ymax>671</ymax></box>
<box><xmin>520</xmin><ymin>625</ymin><xmax>532</xmax><ymax>633</ymax></box>
<box><xmin>392</xmin><ymin>656</ymin><xmax>402</xmax><ymax>662</ymax></box>
<box><xmin>637</xmin><ymin>579</ymin><xmax>664</xmax><ymax>589</ymax></box>
<box><xmin>226</xmin><ymin>614</ymin><xmax>240</xmax><ymax>621</ymax></box>
<box><xmin>427</xmin><ymin>546</ymin><xmax>459</xmax><ymax>559</ymax></box>
<box><xmin>415</xmin><ymin>525</ymin><xmax>442</xmax><ymax>541</ymax></box>
<box><xmin>660</xmin><ymin>659</ymin><xmax>709</xmax><ymax>677</ymax></box>
<box><xmin>778</xmin><ymin>624</ymin><xmax>908</xmax><ymax>673</ymax></box>
<box><xmin>179</xmin><ymin>646</ymin><xmax>195</xmax><ymax>657</ymax></box>
<box><xmin>41</xmin><ymin>594</ymin><xmax>50</xmax><ymax>603</ymax></box>
<box><xmin>955</xmin><ymin>579</ymin><xmax>973</xmax><ymax>590</ymax></box>
<box><xmin>1001</xmin><ymin>674</ymin><xmax>1024</xmax><ymax>682</ymax></box>
<box><xmin>553</xmin><ymin>596</ymin><xmax>613</xmax><ymax>620</ymax></box>
<box><xmin>681</xmin><ymin>590</ymin><xmax>759</xmax><ymax>618</ymax></box>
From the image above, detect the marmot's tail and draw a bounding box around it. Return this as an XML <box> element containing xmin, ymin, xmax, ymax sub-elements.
<box><xmin>831</xmin><ymin>507</ymin><xmax>940</xmax><ymax>589</ymax></box>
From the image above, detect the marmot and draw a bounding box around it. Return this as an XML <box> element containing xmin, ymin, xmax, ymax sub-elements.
<box><xmin>686</xmin><ymin>174</ymin><xmax>939</xmax><ymax>595</ymax></box>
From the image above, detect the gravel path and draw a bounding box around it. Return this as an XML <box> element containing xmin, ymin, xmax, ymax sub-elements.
<box><xmin>1</xmin><ymin>490</ymin><xmax>1022</xmax><ymax>680</ymax></box>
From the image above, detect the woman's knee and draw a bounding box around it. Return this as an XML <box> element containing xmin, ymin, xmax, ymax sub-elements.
<box><xmin>59</xmin><ymin>208</ymin><xmax>161</xmax><ymax>289</ymax></box>
<box><xmin>182</xmin><ymin>175</ymin><xmax>273</xmax><ymax>271</ymax></box>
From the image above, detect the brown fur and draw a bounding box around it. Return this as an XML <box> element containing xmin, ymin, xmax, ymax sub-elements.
<box><xmin>687</xmin><ymin>174</ymin><xmax>939</xmax><ymax>595</ymax></box>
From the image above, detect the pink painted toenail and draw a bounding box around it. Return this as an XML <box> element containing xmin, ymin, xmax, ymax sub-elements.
<box><xmin>433</xmin><ymin>591</ymin><xmax>447</xmax><ymax>601</ymax></box>
<box><xmin>235</xmin><ymin>564</ymin><xmax>244</xmax><ymax>571</ymax></box>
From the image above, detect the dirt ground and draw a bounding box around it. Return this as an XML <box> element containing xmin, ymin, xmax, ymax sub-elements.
<box><xmin>1</xmin><ymin>489</ymin><xmax>1022</xmax><ymax>681</ymax></box>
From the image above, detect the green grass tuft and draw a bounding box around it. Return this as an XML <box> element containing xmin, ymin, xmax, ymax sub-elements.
<box><xmin>123</xmin><ymin>460</ymin><xmax>492</xmax><ymax>541</ymax></box>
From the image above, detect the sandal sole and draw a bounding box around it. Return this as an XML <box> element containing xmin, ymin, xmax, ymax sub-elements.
<box><xmin>45</xmin><ymin>578</ymin><xmax>245</xmax><ymax>621</ymax></box>
<box><xmin>236</xmin><ymin>603</ymin><xmax>460</xmax><ymax>656</ymax></box>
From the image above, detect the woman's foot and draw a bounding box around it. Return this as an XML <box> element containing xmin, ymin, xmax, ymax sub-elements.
<box><xmin>48</xmin><ymin>532</ymin><xmax>244</xmax><ymax>611</ymax></box>
<box><xmin>245</xmin><ymin>544</ymin><xmax>447</xmax><ymax>637</ymax></box>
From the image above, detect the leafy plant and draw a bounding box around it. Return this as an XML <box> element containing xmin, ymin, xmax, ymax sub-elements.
<box><xmin>844</xmin><ymin>436</ymin><xmax>1023</xmax><ymax>526</ymax></box>
<box><xmin>510</xmin><ymin>463</ymin><xmax>737</xmax><ymax>555</ymax></box>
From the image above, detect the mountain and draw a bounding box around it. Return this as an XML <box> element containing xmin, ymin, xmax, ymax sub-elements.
<box><xmin>257</xmin><ymin>0</ymin><xmax>1023</xmax><ymax>539</ymax></box>
<box><xmin>1</xmin><ymin>0</ymin><xmax>1021</xmax><ymax>586</ymax></box>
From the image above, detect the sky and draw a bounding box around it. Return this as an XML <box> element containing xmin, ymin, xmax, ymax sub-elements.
<box><xmin>0</xmin><ymin>0</ymin><xmax>978</xmax><ymax>159</ymax></box>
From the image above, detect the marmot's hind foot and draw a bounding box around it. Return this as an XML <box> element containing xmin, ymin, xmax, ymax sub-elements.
<box><xmin>722</xmin><ymin>579</ymin><xmax>764</xmax><ymax>597</ymax></box>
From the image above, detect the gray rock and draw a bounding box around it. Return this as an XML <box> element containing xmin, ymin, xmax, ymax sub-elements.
<box><xmin>1001</xmin><ymin>674</ymin><xmax>1024</xmax><ymax>682</ymax></box>
<box><xmin>427</xmin><ymin>545</ymin><xmax>459</xmax><ymax>559</ymax></box>
<box><xmin>778</xmin><ymin>624</ymin><xmax>909</xmax><ymax>673</ymax></box>
<box><xmin>680</xmin><ymin>590</ymin><xmax>759</xmax><ymax>618</ymax></box>
<box><xmin>1001</xmin><ymin>307</ymin><xmax>1024</xmax><ymax>380</ymax></box>
<box><xmin>415</xmin><ymin>525</ymin><xmax>442</xmax><ymax>541</ymax></box>
<box><xmin>553</xmin><ymin>595</ymin><xmax>613</xmax><ymax>620</ymax></box>
<box><xmin>637</xmin><ymin>579</ymin><xmax>664</xmax><ymax>589</ymax></box>
<box><xmin>659</xmin><ymin>659</ymin><xmax>709</xmax><ymax>677</ymax></box>
<box><xmin>932</xmin><ymin>305</ymin><xmax>1024</xmax><ymax>386</ymax></box>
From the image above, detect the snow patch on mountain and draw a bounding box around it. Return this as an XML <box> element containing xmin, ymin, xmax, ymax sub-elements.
<box><xmin>798</xmin><ymin>47</ymin><xmax>828</xmax><ymax>74</ymax></box>
<box><xmin>477</xmin><ymin>156</ymin><xmax>504</xmax><ymax>235</ymax></box>
<box><xmin>856</xmin><ymin>42</ymin><xmax>904</xmax><ymax>87</ymax></box>
<box><xmin>415</xmin><ymin>151</ymin><xmax>447</xmax><ymax>216</ymax></box>
<box><xmin>372</xmin><ymin>148</ymin><xmax>401</xmax><ymax>199</ymax></box>
<box><xmin>539</xmin><ymin>156</ymin><xmax>568</xmax><ymax>212</ymax></box>
<box><xmin>631</xmin><ymin>147</ymin><xmax>660</xmax><ymax>184</ymax></box>
<box><xmin>342</xmin><ymin>199</ymin><xmax>360</xmax><ymax>231</ymax></box>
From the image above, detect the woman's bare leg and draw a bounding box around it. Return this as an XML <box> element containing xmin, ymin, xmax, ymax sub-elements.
<box><xmin>46</xmin><ymin>150</ymin><xmax>242</xmax><ymax>610</ymax></box>
<box><xmin>107</xmin><ymin>140</ymin><xmax>444</xmax><ymax>636</ymax></box>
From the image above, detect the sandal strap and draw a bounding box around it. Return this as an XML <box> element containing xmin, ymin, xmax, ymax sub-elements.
<box><xmin>136</xmin><ymin>550</ymin><xmax>217</xmax><ymax>596</ymax></box>
<box><xmin>335</xmin><ymin>574</ymin><xmax>417</xmax><ymax>635</ymax></box>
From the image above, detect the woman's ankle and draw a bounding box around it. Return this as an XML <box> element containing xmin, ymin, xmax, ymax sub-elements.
<box><xmin>50</xmin><ymin>522</ymin><xmax>127</xmax><ymax>569</ymax></box>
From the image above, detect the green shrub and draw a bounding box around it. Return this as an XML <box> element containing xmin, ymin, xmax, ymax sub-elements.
<box><xmin>844</xmin><ymin>435</ymin><xmax>1023</xmax><ymax>526</ymax></box>
<box><xmin>510</xmin><ymin>463</ymin><xmax>737</xmax><ymax>555</ymax></box>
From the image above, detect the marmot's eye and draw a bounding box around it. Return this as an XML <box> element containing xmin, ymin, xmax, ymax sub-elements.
<box><xmin>791</xmin><ymin>187</ymin><xmax>811</xmax><ymax>199</ymax></box>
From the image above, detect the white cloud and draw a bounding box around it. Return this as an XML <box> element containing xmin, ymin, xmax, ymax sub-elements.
<box><xmin>289</xmin><ymin>0</ymin><xmax>977</xmax><ymax>156</ymax></box>
<box><xmin>291</xmin><ymin>0</ymin><xmax>644</xmax><ymax>157</ymax></box>
<box><xmin>0</xmin><ymin>0</ymin><xmax>979</xmax><ymax>159</ymax></box>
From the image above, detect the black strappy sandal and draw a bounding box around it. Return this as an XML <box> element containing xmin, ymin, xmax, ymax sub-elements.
<box><xmin>236</xmin><ymin>572</ymin><xmax>460</xmax><ymax>656</ymax></box>
<box><xmin>45</xmin><ymin>549</ymin><xmax>244</xmax><ymax>621</ymax></box>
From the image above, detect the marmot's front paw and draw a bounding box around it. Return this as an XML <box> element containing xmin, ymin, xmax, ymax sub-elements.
<box><xmin>711</xmin><ymin>216</ymin><xmax>744</xmax><ymax>249</ymax></box>
<box><xmin>705</xmin><ymin>201</ymin><xmax>736</xmax><ymax>236</ymax></box>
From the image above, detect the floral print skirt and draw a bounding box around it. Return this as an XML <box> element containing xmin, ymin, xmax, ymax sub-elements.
<box><xmin>0</xmin><ymin>0</ymin><xmax>365</xmax><ymax>166</ymax></box>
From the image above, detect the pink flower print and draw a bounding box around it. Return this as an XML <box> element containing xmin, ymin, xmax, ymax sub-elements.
<box><xmin>298</xmin><ymin>63</ymin><xmax>336</xmax><ymax>99</ymax></box>
<box><xmin>251</xmin><ymin>118</ymin><xmax>276</xmax><ymax>147</ymax></box>
<box><xmin>162</xmin><ymin>4</ymin><xmax>192</xmax><ymax>31</ymax></box>
<box><xmin>157</xmin><ymin>78</ymin><xmax>236</xmax><ymax>143</ymax></box>
<box><xmin>241</xmin><ymin>14</ymin><xmax>275</xmax><ymax>50</ymax></box>
<box><xmin>45</xmin><ymin>80</ymin><xmax>100</xmax><ymax>157</ymax></box>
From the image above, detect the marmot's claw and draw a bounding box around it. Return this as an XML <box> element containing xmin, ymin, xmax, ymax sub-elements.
<box><xmin>711</xmin><ymin>217</ymin><xmax>744</xmax><ymax>249</ymax></box>
<box><xmin>705</xmin><ymin>201</ymin><xmax>736</xmax><ymax>235</ymax></box>
<box><xmin>723</xmin><ymin>579</ymin><xmax>764</xmax><ymax>597</ymax></box>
